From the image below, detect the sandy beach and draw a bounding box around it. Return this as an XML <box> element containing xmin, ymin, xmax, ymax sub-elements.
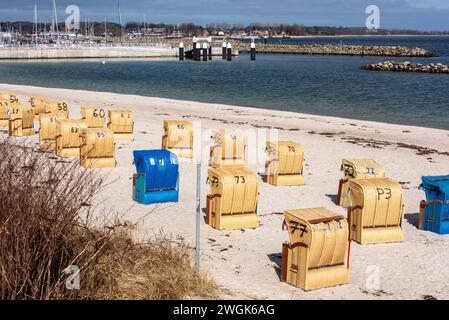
<box><xmin>1</xmin><ymin>83</ymin><xmax>448</xmax><ymax>300</ymax></box>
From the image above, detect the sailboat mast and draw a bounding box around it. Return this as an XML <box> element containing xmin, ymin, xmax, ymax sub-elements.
<box><xmin>34</xmin><ymin>3</ymin><xmax>38</xmax><ymax>45</ymax></box>
<box><xmin>51</xmin><ymin>0</ymin><xmax>59</xmax><ymax>44</ymax></box>
<box><xmin>105</xmin><ymin>19</ymin><xmax>108</xmax><ymax>41</ymax></box>
<box><xmin>118</xmin><ymin>1</ymin><xmax>124</xmax><ymax>38</ymax></box>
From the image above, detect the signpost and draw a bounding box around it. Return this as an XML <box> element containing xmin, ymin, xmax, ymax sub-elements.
<box><xmin>195</xmin><ymin>162</ymin><xmax>201</xmax><ymax>270</ymax></box>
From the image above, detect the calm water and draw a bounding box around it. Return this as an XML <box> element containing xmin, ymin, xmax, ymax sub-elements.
<box><xmin>0</xmin><ymin>36</ymin><xmax>448</xmax><ymax>129</ymax></box>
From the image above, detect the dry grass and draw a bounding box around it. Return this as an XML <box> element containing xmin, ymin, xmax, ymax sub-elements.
<box><xmin>81</xmin><ymin>228</ymin><xmax>217</xmax><ymax>300</ymax></box>
<box><xmin>0</xmin><ymin>137</ymin><xmax>217</xmax><ymax>300</ymax></box>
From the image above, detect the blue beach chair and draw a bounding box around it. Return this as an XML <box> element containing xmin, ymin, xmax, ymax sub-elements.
<box><xmin>420</xmin><ymin>175</ymin><xmax>449</xmax><ymax>235</ymax></box>
<box><xmin>132</xmin><ymin>150</ymin><xmax>179</xmax><ymax>205</ymax></box>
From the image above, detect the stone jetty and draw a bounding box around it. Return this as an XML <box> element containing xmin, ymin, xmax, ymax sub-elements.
<box><xmin>234</xmin><ymin>43</ymin><xmax>434</xmax><ymax>57</ymax></box>
<box><xmin>363</xmin><ymin>61</ymin><xmax>449</xmax><ymax>73</ymax></box>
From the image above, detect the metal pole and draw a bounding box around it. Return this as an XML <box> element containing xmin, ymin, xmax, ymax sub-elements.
<box><xmin>179</xmin><ymin>42</ymin><xmax>184</xmax><ymax>61</ymax></box>
<box><xmin>193</xmin><ymin>37</ymin><xmax>199</xmax><ymax>61</ymax></box>
<box><xmin>222</xmin><ymin>41</ymin><xmax>226</xmax><ymax>59</ymax></box>
<box><xmin>202</xmin><ymin>42</ymin><xmax>208</xmax><ymax>61</ymax></box>
<box><xmin>227</xmin><ymin>42</ymin><xmax>232</xmax><ymax>61</ymax></box>
<box><xmin>250</xmin><ymin>41</ymin><xmax>256</xmax><ymax>61</ymax></box>
<box><xmin>208</xmin><ymin>37</ymin><xmax>212</xmax><ymax>60</ymax></box>
<box><xmin>195</xmin><ymin>162</ymin><xmax>201</xmax><ymax>270</ymax></box>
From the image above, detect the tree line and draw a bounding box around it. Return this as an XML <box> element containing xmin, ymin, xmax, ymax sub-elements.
<box><xmin>1</xmin><ymin>21</ymin><xmax>447</xmax><ymax>37</ymax></box>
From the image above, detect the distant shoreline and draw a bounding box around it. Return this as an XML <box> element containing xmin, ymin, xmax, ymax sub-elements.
<box><xmin>237</xmin><ymin>34</ymin><xmax>449</xmax><ymax>40</ymax></box>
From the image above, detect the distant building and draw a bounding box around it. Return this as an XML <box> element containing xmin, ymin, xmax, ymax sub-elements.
<box><xmin>128</xmin><ymin>31</ymin><xmax>143</xmax><ymax>39</ymax></box>
<box><xmin>59</xmin><ymin>32</ymin><xmax>78</xmax><ymax>38</ymax></box>
<box><xmin>147</xmin><ymin>27</ymin><xmax>166</xmax><ymax>36</ymax></box>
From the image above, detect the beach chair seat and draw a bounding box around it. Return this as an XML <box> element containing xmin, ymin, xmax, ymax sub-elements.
<box><xmin>44</xmin><ymin>100</ymin><xmax>70</xmax><ymax>118</ymax></box>
<box><xmin>209</xmin><ymin>129</ymin><xmax>246</xmax><ymax>168</ymax></box>
<box><xmin>80</xmin><ymin>128</ymin><xmax>116</xmax><ymax>168</ymax></box>
<box><xmin>265</xmin><ymin>141</ymin><xmax>304</xmax><ymax>186</ymax></box>
<box><xmin>0</xmin><ymin>93</ymin><xmax>20</xmax><ymax>105</ymax></box>
<box><xmin>206</xmin><ymin>166</ymin><xmax>259</xmax><ymax>230</ymax></box>
<box><xmin>39</xmin><ymin>113</ymin><xmax>67</xmax><ymax>149</ymax></box>
<box><xmin>348</xmin><ymin>178</ymin><xmax>404</xmax><ymax>244</ymax></box>
<box><xmin>0</xmin><ymin>100</ymin><xmax>12</xmax><ymax>127</ymax></box>
<box><xmin>338</xmin><ymin>158</ymin><xmax>385</xmax><ymax>208</ymax></box>
<box><xmin>8</xmin><ymin>105</ymin><xmax>35</xmax><ymax>137</ymax></box>
<box><xmin>81</xmin><ymin>105</ymin><xmax>106</xmax><ymax>128</ymax></box>
<box><xmin>107</xmin><ymin>109</ymin><xmax>134</xmax><ymax>141</ymax></box>
<box><xmin>55</xmin><ymin>119</ymin><xmax>87</xmax><ymax>157</ymax></box>
<box><xmin>419</xmin><ymin>175</ymin><xmax>449</xmax><ymax>235</ymax></box>
<box><xmin>29</xmin><ymin>96</ymin><xmax>52</xmax><ymax>121</ymax></box>
<box><xmin>162</xmin><ymin>120</ymin><xmax>193</xmax><ymax>158</ymax></box>
<box><xmin>282</xmin><ymin>207</ymin><xmax>349</xmax><ymax>291</ymax></box>
<box><xmin>132</xmin><ymin>150</ymin><xmax>179</xmax><ymax>204</ymax></box>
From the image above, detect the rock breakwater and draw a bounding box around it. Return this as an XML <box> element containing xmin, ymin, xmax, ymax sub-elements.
<box><xmin>363</xmin><ymin>61</ymin><xmax>449</xmax><ymax>73</ymax></box>
<box><xmin>234</xmin><ymin>43</ymin><xmax>434</xmax><ymax>57</ymax></box>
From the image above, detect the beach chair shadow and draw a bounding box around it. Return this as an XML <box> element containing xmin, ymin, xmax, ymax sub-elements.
<box><xmin>201</xmin><ymin>207</ymin><xmax>208</xmax><ymax>223</ymax></box>
<box><xmin>404</xmin><ymin>212</ymin><xmax>420</xmax><ymax>229</ymax></box>
<box><xmin>258</xmin><ymin>173</ymin><xmax>267</xmax><ymax>183</ymax></box>
<box><xmin>325</xmin><ymin>193</ymin><xmax>339</xmax><ymax>205</ymax></box>
<box><xmin>267</xmin><ymin>253</ymin><xmax>282</xmax><ymax>280</ymax></box>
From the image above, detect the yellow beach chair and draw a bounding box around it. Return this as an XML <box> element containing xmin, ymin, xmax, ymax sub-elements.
<box><xmin>107</xmin><ymin>109</ymin><xmax>134</xmax><ymax>141</ymax></box>
<box><xmin>281</xmin><ymin>207</ymin><xmax>350</xmax><ymax>291</ymax></box>
<box><xmin>348</xmin><ymin>178</ymin><xmax>404</xmax><ymax>244</ymax></box>
<box><xmin>81</xmin><ymin>106</ymin><xmax>107</xmax><ymax>128</ymax></box>
<box><xmin>206</xmin><ymin>166</ymin><xmax>259</xmax><ymax>230</ymax></box>
<box><xmin>162</xmin><ymin>120</ymin><xmax>194</xmax><ymax>158</ymax></box>
<box><xmin>209</xmin><ymin>129</ymin><xmax>246</xmax><ymax>168</ymax></box>
<box><xmin>338</xmin><ymin>158</ymin><xmax>385</xmax><ymax>208</ymax></box>
<box><xmin>265</xmin><ymin>141</ymin><xmax>305</xmax><ymax>186</ymax></box>
<box><xmin>80</xmin><ymin>128</ymin><xmax>116</xmax><ymax>168</ymax></box>
<box><xmin>39</xmin><ymin>113</ymin><xmax>67</xmax><ymax>149</ymax></box>
<box><xmin>55</xmin><ymin>119</ymin><xmax>87</xmax><ymax>157</ymax></box>
<box><xmin>8</xmin><ymin>105</ymin><xmax>35</xmax><ymax>137</ymax></box>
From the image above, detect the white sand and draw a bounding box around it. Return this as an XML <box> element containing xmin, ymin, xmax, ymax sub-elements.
<box><xmin>1</xmin><ymin>83</ymin><xmax>449</xmax><ymax>300</ymax></box>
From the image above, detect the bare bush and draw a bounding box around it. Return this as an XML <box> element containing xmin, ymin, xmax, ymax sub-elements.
<box><xmin>0</xmin><ymin>138</ymin><xmax>104</xmax><ymax>299</ymax></box>
<box><xmin>0</xmin><ymin>137</ymin><xmax>217</xmax><ymax>300</ymax></box>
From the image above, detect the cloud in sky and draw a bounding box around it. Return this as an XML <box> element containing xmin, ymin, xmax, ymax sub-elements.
<box><xmin>0</xmin><ymin>0</ymin><xmax>448</xmax><ymax>31</ymax></box>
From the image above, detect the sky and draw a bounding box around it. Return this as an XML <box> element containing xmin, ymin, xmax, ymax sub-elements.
<box><xmin>0</xmin><ymin>0</ymin><xmax>448</xmax><ymax>31</ymax></box>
